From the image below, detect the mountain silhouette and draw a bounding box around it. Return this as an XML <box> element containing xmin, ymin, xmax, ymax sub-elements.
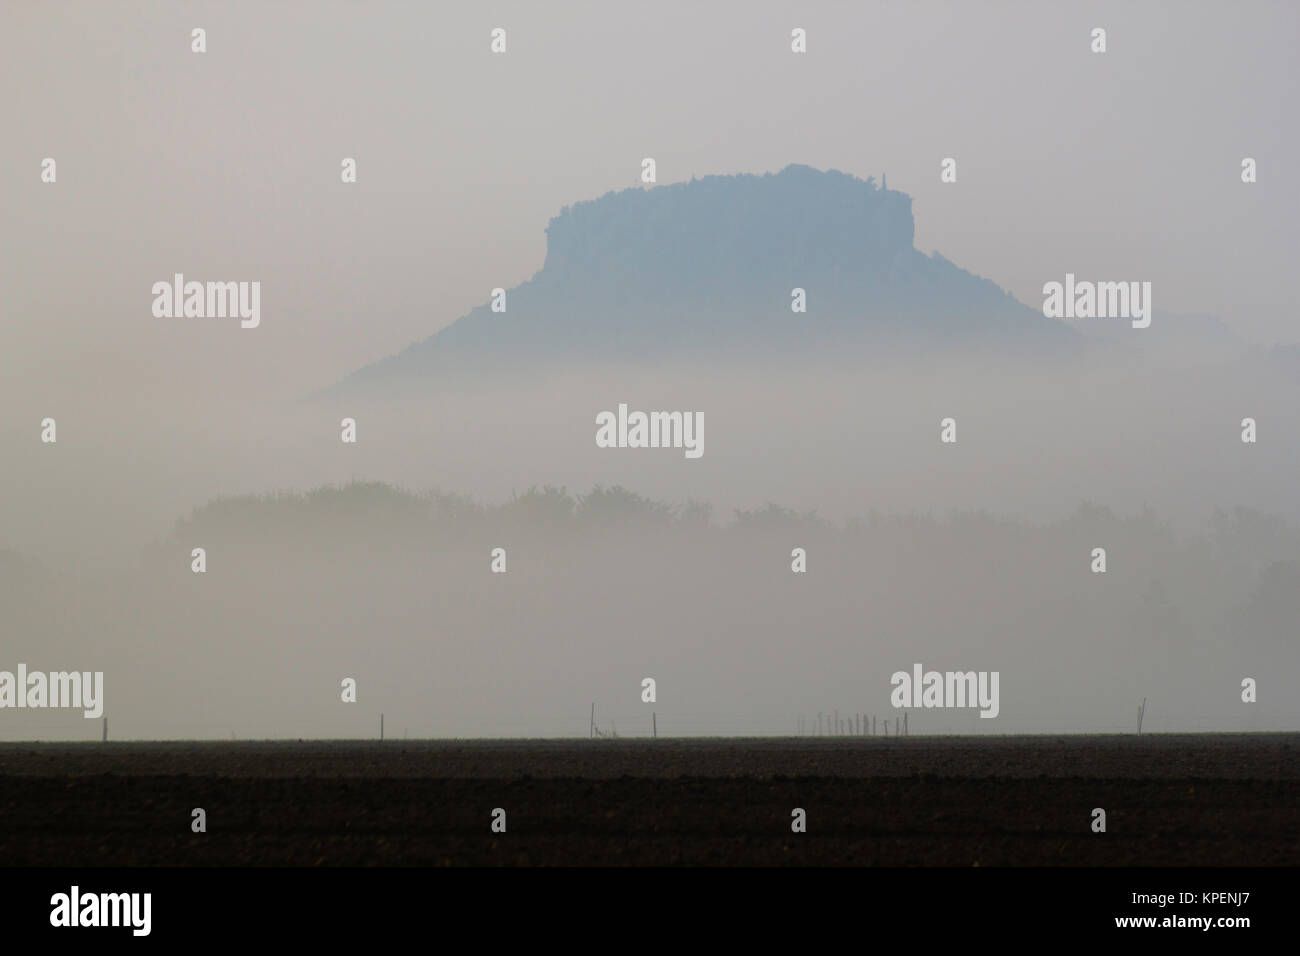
<box><xmin>332</xmin><ymin>164</ymin><xmax>1075</xmax><ymax>394</ymax></box>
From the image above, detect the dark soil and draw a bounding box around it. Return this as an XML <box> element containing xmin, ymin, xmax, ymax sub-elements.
<box><xmin>1</xmin><ymin>735</ymin><xmax>1296</xmax><ymax>865</ymax></box>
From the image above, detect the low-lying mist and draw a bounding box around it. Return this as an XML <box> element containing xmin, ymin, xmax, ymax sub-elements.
<box><xmin>2</xmin><ymin>346</ymin><xmax>1296</xmax><ymax>739</ymax></box>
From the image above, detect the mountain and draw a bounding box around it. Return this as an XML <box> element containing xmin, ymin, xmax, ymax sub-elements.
<box><xmin>331</xmin><ymin>165</ymin><xmax>1076</xmax><ymax>394</ymax></box>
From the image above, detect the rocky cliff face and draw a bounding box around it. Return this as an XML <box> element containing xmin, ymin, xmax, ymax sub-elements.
<box><xmin>539</xmin><ymin>164</ymin><xmax>915</xmax><ymax>300</ymax></box>
<box><xmin>338</xmin><ymin>165</ymin><xmax>1073</xmax><ymax>391</ymax></box>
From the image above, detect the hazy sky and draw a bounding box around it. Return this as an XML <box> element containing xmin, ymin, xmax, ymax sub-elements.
<box><xmin>2</xmin><ymin>3</ymin><xmax>1298</xmax><ymax>739</ymax></box>
<box><xmin>2</xmin><ymin>0</ymin><xmax>1297</xmax><ymax>415</ymax></box>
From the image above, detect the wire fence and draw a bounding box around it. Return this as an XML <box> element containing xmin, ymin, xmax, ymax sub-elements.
<box><xmin>0</xmin><ymin>705</ymin><xmax>1286</xmax><ymax>742</ymax></box>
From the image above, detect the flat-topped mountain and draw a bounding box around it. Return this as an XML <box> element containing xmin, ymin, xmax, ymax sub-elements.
<box><xmin>333</xmin><ymin>165</ymin><xmax>1075</xmax><ymax>393</ymax></box>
